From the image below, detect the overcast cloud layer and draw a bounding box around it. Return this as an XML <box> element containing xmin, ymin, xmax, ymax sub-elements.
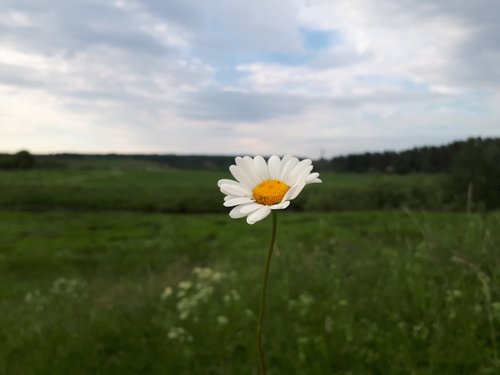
<box><xmin>1</xmin><ymin>0</ymin><xmax>499</xmax><ymax>157</ymax></box>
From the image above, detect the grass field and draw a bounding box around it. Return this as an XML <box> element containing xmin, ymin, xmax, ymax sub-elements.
<box><xmin>0</xmin><ymin>165</ymin><xmax>498</xmax><ymax>374</ymax></box>
<box><xmin>1</xmin><ymin>209</ymin><xmax>499</xmax><ymax>374</ymax></box>
<box><xmin>0</xmin><ymin>167</ymin><xmax>444</xmax><ymax>212</ymax></box>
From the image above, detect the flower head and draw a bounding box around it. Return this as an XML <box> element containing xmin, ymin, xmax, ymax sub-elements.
<box><xmin>218</xmin><ymin>155</ymin><xmax>322</xmax><ymax>224</ymax></box>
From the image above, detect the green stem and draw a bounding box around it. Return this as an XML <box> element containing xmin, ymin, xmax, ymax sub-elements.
<box><xmin>257</xmin><ymin>211</ymin><xmax>277</xmax><ymax>375</ymax></box>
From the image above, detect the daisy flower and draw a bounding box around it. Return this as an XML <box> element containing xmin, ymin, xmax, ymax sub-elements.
<box><xmin>217</xmin><ymin>155</ymin><xmax>322</xmax><ymax>224</ymax></box>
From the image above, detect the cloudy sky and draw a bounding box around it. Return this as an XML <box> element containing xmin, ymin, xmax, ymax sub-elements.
<box><xmin>1</xmin><ymin>0</ymin><xmax>499</xmax><ymax>157</ymax></box>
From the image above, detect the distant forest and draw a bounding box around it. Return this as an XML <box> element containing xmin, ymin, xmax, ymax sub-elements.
<box><xmin>324</xmin><ymin>137</ymin><xmax>500</xmax><ymax>173</ymax></box>
<box><xmin>1</xmin><ymin>137</ymin><xmax>499</xmax><ymax>209</ymax></box>
<box><xmin>1</xmin><ymin>137</ymin><xmax>499</xmax><ymax>174</ymax></box>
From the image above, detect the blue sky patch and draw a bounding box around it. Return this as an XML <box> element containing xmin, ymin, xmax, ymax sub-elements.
<box><xmin>301</xmin><ymin>28</ymin><xmax>336</xmax><ymax>51</ymax></box>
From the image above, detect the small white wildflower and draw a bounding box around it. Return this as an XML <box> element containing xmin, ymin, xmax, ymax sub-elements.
<box><xmin>51</xmin><ymin>278</ymin><xmax>86</xmax><ymax>297</ymax></box>
<box><xmin>212</xmin><ymin>272</ymin><xmax>223</xmax><ymax>282</ymax></box>
<box><xmin>194</xmin><ymin>267</ymin><xmax>213</xmax><ymax>280</ymax></box>
<box><xmin>222</xmin><ymin>289</ymin><xmax>240</xmax><ymax>303</ymax></box>
<box><xmin>168</xmin><ymin>326</ymin><xmax>188</xmax><ymax>341</ymax></box>
<box><xmin>177</xmin><ymin>298</ymin><xmax>196</xmax><ymax>315</ymax></box>
<box><xmin>299</xmin><ymin>293</ymin><xmax>314</xmax><ymax>306</ymax></box>
<box><xmin>161</xmin><ymin>287</ymin><xmax>173</xmax><ymax>300</ymax></box>
<box><xmin>168</xmin><ymin>330</ymin><xmax>177</xmax><ymax>339</ymax></box>
<box><xmin>230</xmin><ymin>289</ymin><xmax>240</xmax><ymax>301</ymax></box>
<box><xmin>195</xmin><ymin>285</ymin><xmax>214</xmax><ymax>300</ymax></box>
<box><xmin>179</xmin><ymin>281</ymin><xmax>192</xmax><ymax>290</ymax></box>
<box><xmin>217</xmin><ymin>316</ymin><xmax>228</xmax><ymax>325</ymax></box>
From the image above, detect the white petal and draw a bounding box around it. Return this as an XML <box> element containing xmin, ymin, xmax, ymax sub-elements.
<box><xmin>239</xmin><ymin>202</ymin><xmax>263</xmax><ymax>214</ymax></box>
<box><xmin>223</xmin><ymin>197</ymin><xmax>254</xmax><ymax>207</ymax></box>
<box><xmin>293</xmin><ymin>166</ymin><xmax>313</xmax><ymax>185</ymax></box>
<box><xmin>218</xmin><ymin>180</ymin><xmax>251</xmax><ymax>196</ymax></box>
<box><xmin>243</xmin><ymin>156</ymin><xmax>259</xmax><ymax>176</ymax></box>
<box><xmin>229</xmin><ymin>165</ymin><xmax>255</xmax><ymax>189</ymax></box>
<box><xmin>279</xmin><ymin>156</ymin><xmax>299</xmax><ymax>182</ymax></box>
<box><xmin>309</xmin><ymin>178</ymin><xmax>322</xmax><ymax>184</ymax></box>
<box><xmin>220</xmin><ymin>183</ymin><xmax>250</xmax><ymax>197</ymax></box>
<box><xmin>268</xmin><ymin>155</ymin><xmax>281</xmax><ymax>179</ymax></box>
<box><xmin>286</xmin><ymin>159</ymin><xmax>312</xmax><ymax>185</ymax></box>
<box><xmin>283</xmin><ymin>181</ymin><xmax>305</xmax><ymax>201</ymax></box>
<box><xmin>236</xmin><ymin>157</ymin><xmax>259</xmax><ymax>187</ymax></box>
<box><xmin>246</xmin><ymin>206</ymin><xmax>271</xmax><ymax>225</ymax></box>
<box><xmin>229</xmin><ymin>205</ymin><xmax>252</xmax><ymax>219</ymax></box>
<box><xmin>306</xmin><ymin>172</ymin><xmax>322</xmax><ymax>184</ymax></box>
<box><xmin>254</xmin><ymin>155</ymin><xmax>269</xmax><ymax>181</ymax></box>
<box><xmin>217</xmin><ymin>179</ymin><xmax>238</xmax><ymax>188</ymax></box>
<box><xmin>271</xmin><ymin>201</ymin><xmax>290</xmax><ymax>210</ymax></box>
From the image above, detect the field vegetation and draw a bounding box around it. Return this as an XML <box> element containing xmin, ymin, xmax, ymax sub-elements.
<box><xmin>0</xmin><ymin>151</ymin><xmax>499</xmax><ymax>374</ymax></box>
<box><xmin>0</xmin><ymin>167</ymin><xmax>444</xmax><ymax>213</ymax></box>
<box><xmin>1</xmin><ymin>209</ymin><xmax>499</xmax><ymax>374</ymax></box>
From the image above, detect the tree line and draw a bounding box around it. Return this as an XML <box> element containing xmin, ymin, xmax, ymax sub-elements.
<box><xmin>324</xmin><ymin>137</ymin><xmax>500</xmax><ymax>173</ymax></box>
<box><xmin>0</xmin><ymin>151</ymin><xmax>36</xmax><ymax>169</ymax></box>
<box><xmin>2</xmin><ymin>137</ymin><xmax>499</xmax><ymax>210</ymax></box>
<box><xmin>3</xmin><ymin>137</ymin><xmax>498</xmax><ymax>174</ymax></box>
<box><xmin>321</xmin><ymin>137</ymin><xmax>500</xmax><ymax>209</ymax></box>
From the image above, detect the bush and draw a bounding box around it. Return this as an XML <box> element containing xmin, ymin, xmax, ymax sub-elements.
<box><xmin>447</xmin><ymin>138</ymin><xmax>500</xmax><ymax>210</ymax></box>
<box><xmin>0</xmin><ymin>150</ymin><xmax>35</xmax><ymax>170</ymax></box>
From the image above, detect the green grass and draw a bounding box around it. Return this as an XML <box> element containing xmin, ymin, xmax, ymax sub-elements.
<box><xmin>0</xmin><ymin>164</ymin><xmax>496</xmax><ymax>373</ymax></box>
<box><xmin>1</xmin><ymin>210</ymin><xmax>499</xmax><ymax>374</ymax></box>
<box><xmin>0</xmin><ymin>168</ymin><xmax>444</xmax><ymax>212</ymax></box>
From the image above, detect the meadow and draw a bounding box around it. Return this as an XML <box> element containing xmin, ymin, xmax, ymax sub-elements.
<box><xmin>0</xmin><ymin>164</ymin><xmax>499</xmax><ymax>374</ymax></box>
<box><xmin>0</xmin><ymin>166</ymin><xmax>444</xmax><ymax>212</ymax></box>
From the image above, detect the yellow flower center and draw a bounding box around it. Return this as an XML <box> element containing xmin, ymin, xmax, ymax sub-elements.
<box><xmin>252</xmin><ymin>179</ymin><xmax>289</xmax><ymax>206</ymax></box>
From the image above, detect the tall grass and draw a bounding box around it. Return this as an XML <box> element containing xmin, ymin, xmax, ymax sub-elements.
<box><xmin>0</xmin><ymin>210</ymin><xmax>498</xmax><ymax>374</ymax></box>
<box><xmin>0</xmin><ymin>168</ymin><xmax>445</xmax><ymax>212</ymax></box>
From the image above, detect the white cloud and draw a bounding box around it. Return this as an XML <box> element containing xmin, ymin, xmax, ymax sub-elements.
<box><xmin>0</xmin><ymin>0</ymin><xmax>499</xmax><ymax>156</ymax></box>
